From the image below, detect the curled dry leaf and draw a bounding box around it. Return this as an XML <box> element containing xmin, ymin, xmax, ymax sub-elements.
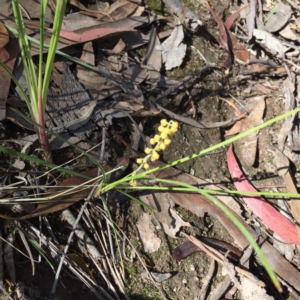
<box><xmin>227</xmin><ymin>145</ymin><xmax>299</xmax><ymax>244</ymax></box>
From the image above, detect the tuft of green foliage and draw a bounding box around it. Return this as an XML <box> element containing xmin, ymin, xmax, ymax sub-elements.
<box><xmin>10</xmin><ymin>0</ymin><xmax>67</xmax><ymax>161</ymax></box>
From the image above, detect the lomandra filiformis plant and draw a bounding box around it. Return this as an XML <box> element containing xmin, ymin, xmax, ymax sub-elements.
<box><xmin>10</xmin><ymin>0</ymin><xmax>67</xmax><ymax>161</ymax></box>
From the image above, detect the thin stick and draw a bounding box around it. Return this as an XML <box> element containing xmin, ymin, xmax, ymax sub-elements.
<box><xmin>49</xmin><ymin>177</ymin><xmax>101</xmax><ymax>298</ymax></box>
<box><xmin>199</xmin><ymin>259</ymin><xmax>215</xmax><ymax>300</ymax></box>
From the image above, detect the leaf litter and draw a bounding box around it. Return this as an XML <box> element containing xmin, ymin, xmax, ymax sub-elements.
<box><xmin>2</xmin><ymin>0</ymin><xmax>300</xmax><ymax>299</ymax></box>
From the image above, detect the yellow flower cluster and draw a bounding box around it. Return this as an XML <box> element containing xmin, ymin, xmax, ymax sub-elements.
<box><xmin>136</xmin><ymin>119</ymin><xmax>179</xmax><ymax>169</ymax></box>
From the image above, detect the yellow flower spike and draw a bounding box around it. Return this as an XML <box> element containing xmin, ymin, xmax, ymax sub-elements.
<box><xmin>154</xmin><ymin>145</ymin><xmax>161</xmax><ymax>152</ymax></box>
<box><xmin>164</xmin><ymin>138</ymin><xmax>171</xmax><ymax>145</ymax></box>
<box><xmin>169</xmin><ymin>127</ymin><xmax>178</xmax><ymax>134</ymax></box>
<box><xmin>162</xmin><ymin>127</ymin><xmax>170</xmax><ymax>134</ymax></box>
<box><xmin>144</xmin><ymin>147</ymin><xmax>152</xmax><ymax>154</ymax></box>
<box><xmin>164</xmin><ymin>128</ymin><xmax>172</xmax><ymax>135</ymax></box>
<box><xmin>171</xmin><ymin>122</ymin><xmax>179</xmax><ymax>130</ymax></box>
<box><xmin>144</xmin><ymin>163</ymin><xmax>149</xmax><ymax>169</ymax></box>
<box><xmin>160</xmin><ymin>143</ymin><xmax>166</xmax><ymax>150</ymax></box>
<box><xmin>136</xmin><ymin>158</ymin><xmax>143</xmax><ymax>164</ymax></box>
<box><xmin>161</xmin><ymin>132</ymin><xmax>168</xmax><ymax>139</ymax></box>
<box><xmin>160</xmin><ymin>119</ymin><xmax>168</xmax><ymax>126</ymax></box>
<box><xmin>154</xmin><ymin>134</ymin><xmax>161</xmax><ymax>142</ymax></box>
<box><xmin>129</xmin><ymin>180</ymin><xmax>137</xmax><ymax>187</ymax></box>
<box><xmin>152</xmin><ymin>151</ymin><xmax>160</xmax><ymax>160</ymax></box>
<box><xmin>158</xmin><ymin>125</ymin><xmax>164</xmax><ymax>133</ymax></box>
<box><xmin>150</xmin><ymin>138</ymin><xmax>156</xmax><ymax>145</ymax></box>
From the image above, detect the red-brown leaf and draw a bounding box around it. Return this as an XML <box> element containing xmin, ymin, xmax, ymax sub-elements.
<box><xmin>227</xmin><ymin>145</ymin><xmax>299</xmax><ymax>244</ymax></box>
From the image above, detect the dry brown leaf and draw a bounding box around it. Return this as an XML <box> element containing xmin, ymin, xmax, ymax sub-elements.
<box><xmin>156</xmin><ymin>17</ymin><xmax>187</xmax><ymax>70</ymax></box>
<box><xmin>111</xmin><ymin>38</ymin><xmax>126</xmax><ymax>53</ymax></box>
<box><xmin>224</xmin><ymin>6</ymin><xmax>250</xmax><ymax>63</ymax></box>
<box><xmin>220</xmin><ymin>97</ymin><xmax>244</xmax><ymax>136</ymax></box>
<box><xmin>0</xmin><ymin>0</ymin><xmax>53</xmax><ymax>22</ymax></box>
<box><xmin>224</xmin><ymin>5</ymin><xmax>248</xmax><ymax>30</ymax></box>
<box><xmin>280</xmin><ymin>24</ymin><xmax>299</xmax><ymax>41</ymax></box>
<box><xmin>0</xmin><ymin>21</ymin><xmax>9</xmax><ymax>48</ymax></box>
<box><xmin>237</xmin><ymin>96</ymin><xmax>265</xmax><ymax>166</ymax></box>
<box><xmin>140</xmin><ymin>193</ymin><xmax>191</xmax><ymax>238</ymax></box>
<box><xmin>231</xmin><ymin>35</ymin><xmax>250</xmax><ymax>63</ymax></box>
<box><xmin>0</xmin><ymin>168</ymin><xmax>98</xmax><ymax>220</ymax></box>
<box><xmin>162</xmin><ymin>0</ymin><xmax>202</xmax><ymax>29</ymax></box>
<box><xmin>136</xmin><ymin>213</ymin><xmax>162</xmax><ymax>253</ymax></box>
<box><xmin>140</xmin><ymin>193</ymin><xmax>172</xmax><ymax>228</ymax></box>
<box><xmin>264</xmin><ymin>2</ymin><xmax>292</xmax><ymax>33</ymax></box>
<box><xmin>204</xmin><ymin>1</ymin><xmax>250</xmax><ymax>65</ymax></box>
<box><xmin>143</xmin><ymin>27</ymin><xmax>162</xmax><ymax>72</ymax></box>
<box><xmin>0</xmin><ymin>38</ymin><xmax>19</xmax><ymax>120</ymax></box>
<box><xmin>161</xmin><ymin>209</ymin><xmax>191</xmax><ymax>238</ymax></box>
<box><xmin>62</xmin><ymin>13</ymin><xmax>102</xmax><ymax>31</ymax></box>
<box><xmin>240</xmin><ymin>277</ymin><xmax>273</xmax><ymax>300</ymax></box>
<box><xmin>272</xmin><ymin>147</ymin><xmax>300</xmax><ymax>242</ymax></box>
<box><xmin>75</xmin><ymin>41</ymin><xmax>104</xmax><ymax>85</ymax></box>
<box><xmin>253</xmin><ymin>29</ymin><xmax>286</xmax><ymax>58</ymax></box>
<box><xmin>0</xmin><ymin>158</ymin><xmax>128</xmax><ymax>220</ymax></box>
<box><xmin>245</xmin><ymin>0</ymin><xmax>257</xmax><ymax>40</ymax></box>
<box><xmin>76</xmin><ymin>0</ymin><xmax>141</xmax><ymax>21</ymax></box>
<box><xmin>204</xmin><ymin>0</ymin><xmax>232</xmax><ymax>67</ymax></box>
<box><xmin>30</xmin><ymin>16</ymin><xmax>156</xmax><ymax>56</ymax></box>
<box><xmin>242</xmin><ymin>64</ymin><xmax>287</xmax><ymax>76</ymax></box>
<box><xmin>49</xmin><ymin>27</ymin><xmax>136</xmax><ymax>43</ymax></box>
<box><xmin>103</xmin><ymin>0</ymin><xmax>139</xmax><ymax>21</ymax></box>
<box><xmin>68</xmin><ymin>0</ymin><xmax>92</xmax><ymax>11</ymax></box>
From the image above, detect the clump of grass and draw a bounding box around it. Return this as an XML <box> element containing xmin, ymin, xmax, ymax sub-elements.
<box><xmin>95</xmin><ymin>112</ymin><xmax>300</xmax><ymax>292</ymax></box>
<box><xmin>9</xmin><ymin>0</ymin><xmax>67</xmax><ymax>161</ymax></box>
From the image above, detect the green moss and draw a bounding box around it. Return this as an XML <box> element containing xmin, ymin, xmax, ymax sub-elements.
<box><xmin>127</xmin><ymin>265</ymin><xmax>137</xmax><ymax>275</ymax></box>
<box><xmin>144</xmin><ymin>0</ymin><xmax>162</xmax><ymax>13</ymax></box>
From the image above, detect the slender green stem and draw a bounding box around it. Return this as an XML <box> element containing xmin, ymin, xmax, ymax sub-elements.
<box><xmin>114</xmin><ymin>185</ymin><xmax>300</xmax><ymax>199</ymax></box>
<box><xmin>42</xmin><ymin>0</ymin><xmax>67</xmax><ymax>108</ymax></box>
<box><xmin>97</xmin><ymin>106</ymin><xmax>300</xmax><ymax>197</ymax></box>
